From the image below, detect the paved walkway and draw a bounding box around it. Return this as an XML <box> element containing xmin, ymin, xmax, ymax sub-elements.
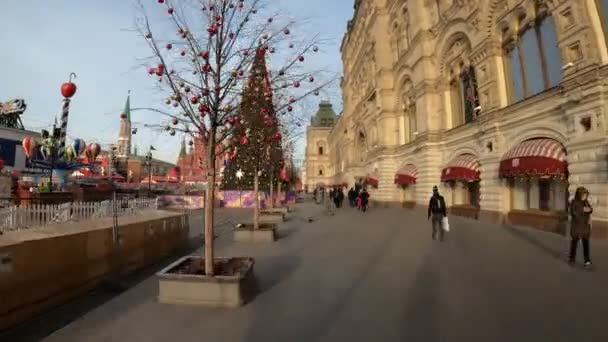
<box><xmin>11</xmin><ymin>202</ymin><xmax>608</xmax><ymax>341</ymax></box>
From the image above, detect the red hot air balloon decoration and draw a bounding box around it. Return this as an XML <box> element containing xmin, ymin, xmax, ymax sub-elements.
<box><xmin>85</xmin><ymin>143</ymin><xmax>101</xmax><ymax>161</ymax></box>
<box><xmin>22</xmin><ymin>137</ymin><xmax>37</xmax><ymax>159</ymax></box>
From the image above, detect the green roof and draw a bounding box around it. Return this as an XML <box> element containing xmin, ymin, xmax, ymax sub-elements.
<box><xmin>311</xmin><ymin>101</ymin><xmax>337</xmax><ymax>127</ymax></box>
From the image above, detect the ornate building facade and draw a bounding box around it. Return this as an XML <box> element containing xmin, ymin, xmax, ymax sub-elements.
<box><xmin>304</xmin><ymin>101</ymin><xmax>338</xmax><ymax>192</ymax></box>
<box><xmin>328</xmin><ymin>0</ymin><xmax>608</xmax><ymax>237</ymax></box>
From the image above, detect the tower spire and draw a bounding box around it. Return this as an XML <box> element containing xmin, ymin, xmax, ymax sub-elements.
<box><xmin>117</xmin><ymin>91</ymin><xmax>132</xmax><ymax>157</ymax></box>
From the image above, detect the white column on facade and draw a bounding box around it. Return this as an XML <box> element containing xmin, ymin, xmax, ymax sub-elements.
<box><xmin>399</xmin><ymin>115</ymin><xmax>406</xmax><ymax>145</ymax></box>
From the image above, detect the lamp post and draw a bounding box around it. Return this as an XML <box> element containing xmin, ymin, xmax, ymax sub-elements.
<box><xmin>236</xmin><ymin>169</ymin><xmax>243</xmax><ymax>207</ymax></box>
<box><xmin>144</xmin><ymin>151</ymin><xmax>153</xmax><ymax>197</ymax></box>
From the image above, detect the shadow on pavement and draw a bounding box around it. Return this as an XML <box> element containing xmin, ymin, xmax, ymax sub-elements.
<box><xmin>276</xmin><ymin>226</ymin><xmax>299</xmax><ymax>240</ymax></box>
<box><xmin>401</xmin><ymin>256</ymin><xmax>442</xmax><ymax>341</ymax></box>
<box><xmin>0</xmin><ymin>235</ymin><xmax>205</xmax><ymax>342</ymax></box>
<box><xmin>503</xmin><ymin>224</ymin><xmax>566</xmax><ymax>260</ymax></box>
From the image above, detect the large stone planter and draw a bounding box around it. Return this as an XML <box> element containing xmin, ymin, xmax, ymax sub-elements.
<box><xmin>157</xmin><ymin>256</ymin><xmax>255</xmax><ymax>308</ymax></box>
<box><xmin>233</xmin><ymin>223</ymin><xmax>277</xmax><ymax>242</ymax></box>
<box><xmin>259</xmin><ymin>213</ymin><xmax>284</xmax><ymax>224</ymax></box>
<box><xmin>262</xmin><ymin>206</ymin><xmax>289</xmax><ymax>215</ymax></box>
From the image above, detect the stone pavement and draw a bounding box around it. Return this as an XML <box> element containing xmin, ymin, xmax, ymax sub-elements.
<box><xmin>6</xmin><ymin>202</ymin><xmax>608</xmax><ymax>342</ymax></box>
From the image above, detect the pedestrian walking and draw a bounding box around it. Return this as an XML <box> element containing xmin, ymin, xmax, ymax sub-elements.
<box><xmin>337</xmin><ymin>188</ymin><xmax>345</xmax><ymax>208</ymax></box>
<box><xmin>568</xmin><ymin>187</ymin><xmax>593</xmax><ymax>268</ymax></box>
<box><xmin>332</xmin><ymin>187</ymin><xmax>340</xmax><ymax>209</ymax></box>
<box><xmin>427</xmin><ymin>186</ymin><xmax>447</xmax><ymax>241</ymax></box>
<box><xmin>348</xmin><ymin>187</ymin><xmax>355</xmax><ymax>207</ymax></box>
<box><xmin>360</xmin><ymin>188</ymin><xmax>370</xmax><ymax>212</ymax></box>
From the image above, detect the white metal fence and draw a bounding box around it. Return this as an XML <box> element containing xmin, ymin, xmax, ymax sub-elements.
<box><xmin>0</xmin><ymin>198</ymin><xmax>158</xmax><ymax>233</ymax></box>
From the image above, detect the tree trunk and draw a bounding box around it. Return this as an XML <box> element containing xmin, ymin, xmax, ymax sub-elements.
<box><xmin>204</xmin><ymin>139</ymin><xmax>216</xmax><ymax>276</ymax></box>
<box><xmin>253</xmin><ymin>168</ymin><xmax>259</xmax><ymax>230</ymax></box>
<box><xmin>277</xmin><ymin>179</ymin><xmax>282</xmax><ymax>207</ymax></box>
<box><xmin>269</xmin><ymin>173</ymin><xmax>274</xmax><ymax>209</ymax></box>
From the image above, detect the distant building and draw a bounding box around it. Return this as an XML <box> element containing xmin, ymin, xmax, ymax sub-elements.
<box><xmin>176</xmin><ymin>135</ymin><xmax>225</xmax><ymax>184</ymax></box>
<box><xmin>303</xmin><ymin>101</ymin><xmax>337</xmax><ymax>190</ymax></box>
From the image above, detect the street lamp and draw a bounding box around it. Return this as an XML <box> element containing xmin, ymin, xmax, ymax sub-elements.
<box><xmin>236</xmin><ymin>169</ymin><xmax>243</xmax><ymax>207</ymax></box>
<box><xmin>144</xmin><ymin>150</ymin><xmax>153</xmax><ymax>197</ymax></box>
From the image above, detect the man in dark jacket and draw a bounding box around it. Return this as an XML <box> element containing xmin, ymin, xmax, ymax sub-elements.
<box><xmin>428</xmin><ymin>186</ymin><xmax>447</xmax><ymax>241</ymax></box>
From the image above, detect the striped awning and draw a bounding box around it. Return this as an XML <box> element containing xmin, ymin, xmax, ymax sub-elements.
<box><xmin>441</xmin><ymin>154</ymin><xmax>480</xmax><ymax>182</ymax></box>
<box><xmin>499</xmin><ymin>138</ymin><xmax>567</xmax><ymax>178</ymax></box>
<box><xmin>394</xmin><ymin>164</ymin><xmax>418</xmax><ymax>185</ymax></box>
<box><xmin>365</xmin><ymin>175</ymin><xmax>379</xmax><ymax>188</ymax></box>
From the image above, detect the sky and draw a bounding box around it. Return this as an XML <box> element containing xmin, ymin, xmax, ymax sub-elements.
<box><xmin>0</xmin><ymin>0</ymin><xmax>353</xmax><ymax>164</ymax></box>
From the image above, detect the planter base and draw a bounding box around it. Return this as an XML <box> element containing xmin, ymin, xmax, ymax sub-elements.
<box><xmin>262</xmin><ymin>207</ymin><xmax>289</xmax><ymax>215</ymax></box>
<box><xmin>157</xmin><ymin>256</ymin><xmax>255</xmax><ymax>308</ymax></box>
<box><xmin>259</xmin><ymin>214</ymin><xmax>284</xmax><ymax>224</ymax></box>
<box><xmin>234</xmin><ymin>224</ymin><xmax>277</xmax><ymax>242</ymax></box>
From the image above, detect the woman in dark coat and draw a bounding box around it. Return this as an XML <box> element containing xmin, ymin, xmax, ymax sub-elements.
<box><xmin>569</xmin><ymin>187</ymin><xmax>593</xmax><ymax>267</ymax></box>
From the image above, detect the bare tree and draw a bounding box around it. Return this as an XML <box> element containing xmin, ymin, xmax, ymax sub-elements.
<box><xmin>134</xmin><ymin>0</ymin><xmax>336</xmax><ymax>275</ymax></box>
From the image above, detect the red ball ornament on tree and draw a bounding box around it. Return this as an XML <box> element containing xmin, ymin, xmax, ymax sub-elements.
<box><xmin>190</xmin><ymin>96</ymin><xmax>198</xmax><ymax>104</ymax></box>
<box><xmin>313</xmin><ymin>46</ymin><xmax>319</xmax><ymax>52</ymax></box>
<box><xmin>168</xmin><ymin>7</ymin><xmax>174</xmax><ymax>14</ymax></box>
<box><xmin>289</xmin><ymin>96</ymin><xmax>296</xmax><ymax>103</ymax></box>
<box><xmin>148</xmin><ymin>67</ymin><xmax>155</xmax><ymax>75</ymax></box>
<box><xmin>284</xmin><ymin>28</ymin><xmax>290</xmax><ymax>35</ymax></box>
<box><xmin>198</xmin><ymin>104</ymin><xmax>209</xmax><ymax>112</ymax></box>
<box><xmin>166</xmin><ymin>43</ymin><xmax>172</xmax><ymax>50</ymax></box>
<box><xmin>275</xmin><ymin>132</ymin><xmax>282</xmax><ymax>140</ymax></box>
<box><xmin>293</xmin><ymin>81</ymin><xmax>300</xmax><ymax>88</ymax></box>
<box><xmin>61</xmin><ymin>73</ymin><xmax>77</xmax><ymax>98</ymax></box>
<box><xmin>199</xmin><ymin>51</ymin><xmax>209</xmax><ymax>59</ymax></box>
<box><xmin>309</xmin><ymin>75</ymin><xmax>315</xmax><ymax>82</ymax></box>
<box><xmin>180</xmin><ymin>50</ymin><xmax>186</xmax><ymax>56</ymax></box>
<box><xmin>158</xmin><ymin>0</ymin><xmax>164</xmax><ymax>3</ymax></box>
<box><xmin>298</xmin><ymin>55</ymin><xmax>304</xmax><ymax>62</ymax></box>
<box><xmin>240</xmin><ymin>136</ymin><xmax>248</xmax><ymax>145</ymax></box>
<box><xmin>287</xmin><ymin>105</ymin><xmax>293</xmax><ymax>112</ymax></box>
<box><xmin>172</xmin><ymin>119</ymin><xmax>178</xmax><ymax>125</ymax></box>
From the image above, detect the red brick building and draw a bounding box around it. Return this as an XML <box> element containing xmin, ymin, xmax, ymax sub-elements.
<box><xmin>176</xmin><ymin>135</ymin><xmax>225</xmax><ymax>184</ymax></box>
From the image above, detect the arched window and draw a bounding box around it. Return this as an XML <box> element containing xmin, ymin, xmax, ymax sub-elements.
<box><xmin>450</xmin><ymin>66</ymin><xmax>479</xmax><ymax>126</ymax></box>
<box><xmin>597</xmin><ymin>0</ymin><xmax>608</xmax><ymax>46</ymax></box>
<box><xmin>318</xmin><ymin>146</ymin><xmax>324</xmax><ymax>155</ymax></box>
<box><xmin>504</xmin><ymin>13</ymin><xmax>562</xmax><ymax>103</ymax></box>
<box><xmin>318</xmin><ymin>169</ymin><xmax>323</xmax><ymax>176</ymax></box>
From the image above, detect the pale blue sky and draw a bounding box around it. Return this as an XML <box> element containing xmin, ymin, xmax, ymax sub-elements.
<box><xmin>0</xmin><ymin>0</ymin><xmax>353</xmax><ymax>163</ymax></box>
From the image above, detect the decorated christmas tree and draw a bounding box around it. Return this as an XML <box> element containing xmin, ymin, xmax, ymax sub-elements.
<box><xmin>222</xmin><ymin>46</ymin><xmax>283</xmax><ymax>193</ymax></box>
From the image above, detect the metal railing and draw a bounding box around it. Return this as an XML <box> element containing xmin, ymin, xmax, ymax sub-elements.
<box><xmin>0</xmin><ymin>198</ymin><xmax>158</xmax><ymax>233</ymax></box>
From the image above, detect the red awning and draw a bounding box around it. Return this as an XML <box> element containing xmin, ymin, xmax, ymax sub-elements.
<box><xmin>395</xmin><ymin>164</ymin><xmax>417</xmax><ymax>185</ymax></box>
<box><xmin>441</xmin><ymin>154</ymin><xmax>480</xmax><ymax>182</ymax></box>
<box><xmin>499</xmin><ymin>138</ymin><xmax>567</xmax><ymax>178</ymax></box>
<box><xmin>365</xmin><ymin>175</ymin><xmax>379</xmax><ymax>188</ymax></box>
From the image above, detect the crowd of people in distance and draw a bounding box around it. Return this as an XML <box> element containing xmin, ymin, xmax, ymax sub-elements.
<box><xmin>312</xmin><ymin>184</ymin><xmax>370</xmax><ymax>212</ymax></box>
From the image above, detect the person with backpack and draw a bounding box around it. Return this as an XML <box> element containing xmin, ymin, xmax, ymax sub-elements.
<box><xmin>360</xmin><ymin>188</ymin><xmax>370</xmax><ymax>212</ymax></box>
<box><xmin>569</xmin><ymin>187</ymin><xmax>593</xmax><ymax>268</ymax></box>
<box><xmin>427</xmin><ymin>186</ymin><xmax>447</xmax><ymax>241</ymax></box>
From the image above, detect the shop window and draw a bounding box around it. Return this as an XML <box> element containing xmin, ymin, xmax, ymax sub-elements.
<box><xmin>510</xmin><ymin>178</ymin><xmax>567</xmax><ymax>211</ymax></box>
<box><xmin>539</xmin><ymin>179</ymin><xmax>551</xmax><ymax>211</ymax></box>
<box><xmin>504</xmin><ymin>15</ymin><xmax>562</xmax><ymax>103</ymax></box>
<box><xmin>468</xmin><ymin>181</ymin><xmax>480</xmax><ymax>207</ymax></box>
